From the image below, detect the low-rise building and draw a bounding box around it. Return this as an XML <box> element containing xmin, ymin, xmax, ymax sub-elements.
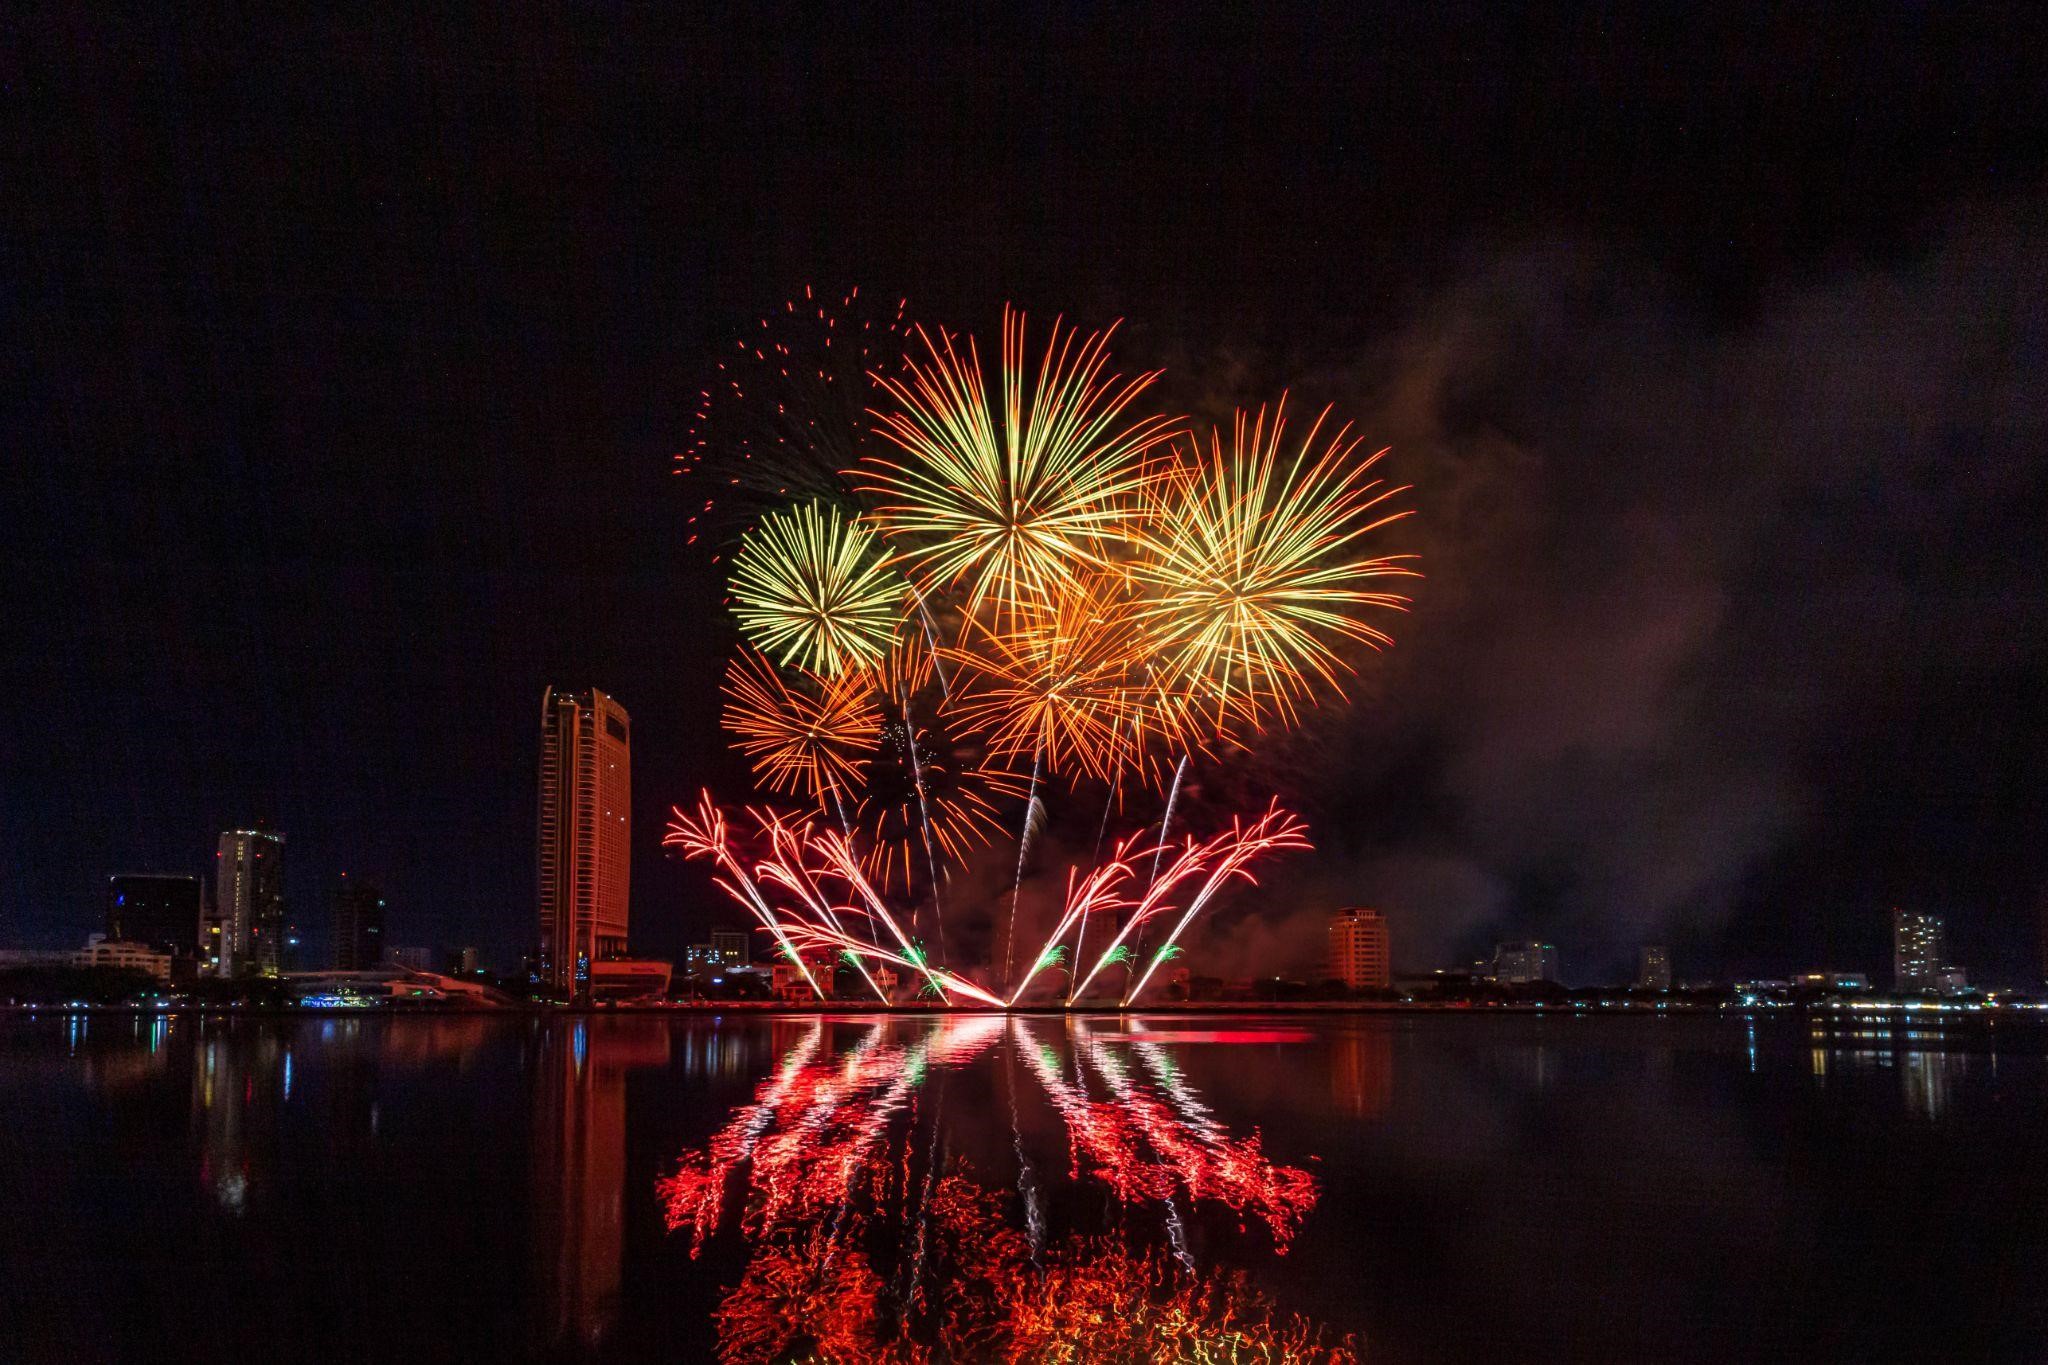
<box><xmin>74</xmin><ymin>934</ymin><xmax>173</xmax><ymax>981</ymax></box>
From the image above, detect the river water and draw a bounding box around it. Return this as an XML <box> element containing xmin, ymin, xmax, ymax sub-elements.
<box><xmin>2</xmin><ymin>1010</ymin><xmax>2044</xmax><ymax>1362</ymax></box>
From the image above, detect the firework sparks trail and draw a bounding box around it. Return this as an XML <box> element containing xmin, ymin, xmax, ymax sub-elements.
<box><xmin>895</xmin><ymin>675</ymin><xmax>945</xmax><ymax>943</ymax></box>
<box><xmin>807</xmin><ymin>828</ymin><xmax>1008</xmax><ymax>1006</ymax></box>
<box><xmin>1002</xmin><ymin>746</ymin><xmax>1044</xmax><ymax>992</ymax></box>
<box><xmin>1124</xmin><ymin>805</ymin><xmax>1310</xmax><ymax>1004</ymax></box>
<box><xmin>722</xmin><ymin>648</ymin><xmax>879</xmax><ymax>810</ymax></box>
<box><xmin>1006</xmin><ymin>844</ymin><xmax>1136</xmax><ymax>1006</ymax></box>
<box><xmin>1063</xmin><ymin>833</ymin><xmax>1228</xmax><ymax>1003</ymax></box>
<box><xmin>664</xmin><ymin>792</ymin><xmax>826</xmax><ymax>1000</ymax></box>
<box><xmin>674</xmin><ymin>284</ymin><xmax>911</xmax><ymax>534</ymax></box>
<box><xmin>753</xmin><ymin>815</ymin><xmax>890</xmax><ymax>1004</ymax></box>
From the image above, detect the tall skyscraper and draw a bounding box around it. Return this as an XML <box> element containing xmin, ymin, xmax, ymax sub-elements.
<box><xmin>1328</xmin><ymin>908</ymin><xmax>1391</xmax><ymax>990</ymax></box>
<box><xmin>1892</xmin><ymin>908</ymin><xmax>1947</xmax><ymax>993</ymax></box>
<box><xmin>213</xmin><ymin>829</ymin><xmax>285</xmax><ymax>976</ymax></box>
<box><xmin>332</xmin><ymin>874</ymin><xmax>386</xmax><ymax>970</ymax></box>
<box><xmin>538</xmin><ymin>688</ymin><xmax>632</xmax><ymax>995</ymax></box>
<box><xmin>1637</xmin><ymin>945</ymin><xmax>1672</xmax><ymax>991</ymax></box>
<box><xmin>105</xmin><ymin>873</ymin><xmax>202</xmax><ymax>958</ymax></box>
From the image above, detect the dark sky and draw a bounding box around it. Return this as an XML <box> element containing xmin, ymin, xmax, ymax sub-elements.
<box><xmin>6</xmin><ymin>5</ymin><xmax>2045</xmax><ymax>982</ymax></box>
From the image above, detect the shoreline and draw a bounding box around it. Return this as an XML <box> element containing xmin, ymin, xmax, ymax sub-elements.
<box><xmin>4</xmin><ymin>999</ymin><xmax>2038</xmax><ymax>1022</ymax></box>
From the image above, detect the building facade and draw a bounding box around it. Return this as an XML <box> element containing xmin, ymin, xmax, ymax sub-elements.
<box><xmin>537</xmin><ymin>688</ymin><xmax>632</xmax><ymax>995</ymax></box>
<box><xmin>1636</xmin><ymin>945</ymin><xmax>1672</xmax><ymax>991</ymax></box>
<box><xmin>1493</xmin><ymin>942</ymin><xmax>1560</xmax><ymax>985</ymax></box>
<box><xmin>75</xmin><ymin>934</ymin><xmax>172</xmax><ymax>981</ymax></box>
<box><xmin>710</xmin><ymin>928</ymin><xmax>751</xmax><ymax>969</ymax></box>
<box><xmin>212</xmin><ymin>829</ymin><xmax>285</xmax><ymax>976</ymax></box>
<box><xmin>105</xmin><ymin>873</ymin><xmax>202</xmax><ymax>959</ymax></box>
<box><xmin>1328</xmin><ymin>908</ymin><xmax>1391</xmax><ymax>990</ymax></box>
<box><xmin>1892</xmin><ymin>908</ymin><xmax>1948</xmax><ymax>993</ymax></box>
<box><xmin>332</xmin><ymin>875</ymin><xmax>386</xmax><ymax>970</ymax></box>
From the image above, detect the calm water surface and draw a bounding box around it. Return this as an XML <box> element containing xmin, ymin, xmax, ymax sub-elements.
<box><xmin>3</xmin><ymin>1011</ymin><xmax>2045</xmax><ymax>1362</ymax></box>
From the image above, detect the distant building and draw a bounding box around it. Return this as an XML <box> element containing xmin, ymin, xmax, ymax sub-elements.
<box><xmin>1328</xmin><ymin>908</ymin><xmax>1391</xmax><ymax>990</ymax></box>
<box><xmin>1892</xmin><ymin>909</ymin><xmax>1949</xmax><ymax>994</ymax></box>
<box><xmin>331</xmin><ymin>876</ymin><xmax>386</xmax><ymax>970</ymax></box>
<box><xmin>442</xmin><ymin>946</ymin><xmax>481</xmax><ymax>976</ymax></box>
<box><xmin>710</xmin><ymin>928</ymin><xmax>751</xmax><ymax>969</ymax></box>
<box><xmin>1494</xmin><ymin>942</ymin><xmax>1560</xmax><ymax>985</ymax></box>
<box><xmin>683</xmin><ymin>943</ymin><xmax>719</xmax><ymax>972</ymax></box>
<box><xmin>74</xmin><ymin>934</ymin><xmax>173</xmax><ymax>981</ymax></box>
<box><xmin>1934</xmin><ymin>965</ymin><xmax>1969</xmax><ymax>996</ymax></box>
<box><xmin>588</xmin><ymin>959</ymin><xmax>670</xmax><ymax>1001</ymax></box>
<box><xmin>213</xmin><ymin>829</ymin><xmax>285</xmax><ymax>976</ymax></box>
<box><xmin>105</xmin><ymin>874</ymin><xmax>202</xmax><ymax>959</ymax></box>
<box><xmin>1636</xmin><ymin>945</ymin><xmax>1672</xmax><ymax>991</ymax></box>
<box><xmin>389</xmin><ymin>945</ymin><xmax>436</xmax><ymax>972</ymax></box>
<box><xmin>537</xmin><ymin>687</ymin><xmax>631</xmax><ymax>995</ymax></box>
<box><xmin>1794</xmin><ymin>970</ymin><xmax>1870</xmax><ymax>991</ymax></box>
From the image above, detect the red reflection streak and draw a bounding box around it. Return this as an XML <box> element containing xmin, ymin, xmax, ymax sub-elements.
<box><xmin>657</xmin><ymin>1019</ymin><xmax>1005</xmax><ymax>1254</ymax></box>
<box><xmin>1013</xmin><ymin>1025</ymin><xmax>1319</xmax><ymax>1249</ymax></box>
<box><xmin>660</xmin><ymin>1018</ymin><xmax>1346</xmax><ymax>1361</ymax></box>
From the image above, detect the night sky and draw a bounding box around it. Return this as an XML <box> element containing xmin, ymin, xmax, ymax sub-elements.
<box><xmin>7</xmin><ymin>6</ymin><xmax>2046</xmax><ymax>982</ymax></box>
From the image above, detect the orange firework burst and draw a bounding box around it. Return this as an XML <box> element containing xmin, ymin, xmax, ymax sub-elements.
<box><xmin>722</xmin><ymin>648</ymin><xmax>880</xmax><ymax>810</ymax></box>
<box><xmin>1130</xmin><ymin>399</ymin><xmax>1417</xmax><ymax>727</ymax></box>
<box><xmin>938</xmin><ymin>577</ymin><xmax>1156</xmax><ymax>784</ymax></box>
<box><xmin>861</xmin><ymin>306</ymin><xmax>1178</xmax><ymax>620</ymax></box>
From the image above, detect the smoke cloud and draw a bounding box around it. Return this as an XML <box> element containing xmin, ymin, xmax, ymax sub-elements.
<box><xmin>1163</xmin><ymin>203</ymin><xmax>2047</xmax><ymax>981</ymax></box>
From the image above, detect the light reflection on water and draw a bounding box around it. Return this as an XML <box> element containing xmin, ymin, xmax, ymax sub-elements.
<box><xmin>2</xmin><ymin>1011</ymin><xmax>2046</xmax><ymax>1363</ymax></box>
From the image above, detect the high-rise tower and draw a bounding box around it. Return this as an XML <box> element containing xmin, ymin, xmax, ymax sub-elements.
<box><xmin>1892</xmin><ymin>908</ymin><xmax>1948</xmax><ymax>994</ymax></box>
<box><xmin>1328</xmin><ymin>908</ymin><xmax>1391</xmax><ymax>990</ymax></box>
<box><xmin>213</xmin><ymin>829</ymin><xmax>285</xmax><ymax>976</ymax></box>
<box><xmin>332</xmin><ymin>874</ymin><xmax>386</xmax><ymax>970</ymax></box>
<box><xmin>538</xmin><ymin>688</ymin><xmax>631</xmax><ymax>995</ymax></box>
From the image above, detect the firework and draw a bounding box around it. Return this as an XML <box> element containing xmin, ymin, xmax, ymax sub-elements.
<box><xmin>861</xmin><ymin>306</ymin><xmax>1178</xmax><ymax>619</ymax></box>
<box><xmin>1130</xmin><ymin>399</ymin><xmax>1417</xmax><ymax>726</ymax></box>
<box><xmin>722</xmin><ymin>648</ymin><xmax>879</xmax><ymax>812</ymax></box>
<box><xmin>1059</xmin><ymin>803</ymin><xmax>1311</xmax><ymax>1004</ymax></box>
<box><xmin>729</xmin><ymin>500</ymin><xmax>905</xmax><ymax>677</ymax></box>
<box><xmin>679</xmin><ymin>301</ymin><xmax>1419</xmax><ymax>1012</ymax></box>
<box><xmin>662</xmin><ymin>793</ymin><xmax>825</xmax><ymax>1000</ymax></box>
<box><xmin>939</xmin><ymin>576</ymin><xmax>1152</xmax><ymax>785</ymax></box>
<box><xmin>675</xmin><ymin>284</ymin><xmax>911</xmax><ymax>537</ymax></box>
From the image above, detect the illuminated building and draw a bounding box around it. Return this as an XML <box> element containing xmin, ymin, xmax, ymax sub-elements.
<box><xmin>1892</xmin><ymin>908</ymin><xmax>1949</xmax><ymax>994</ymax></box>
<box><xmin>683</xmin><ymin>943</ymin><xmax>718</xmax><ymax>972</ymax></box>
<box><xmin>331</xmin><ymin>875</ymin><xmax>385</xmax><ymax>970</ymax></box>
<box><xmin>1327</xmin><ymin>908</ymin><xmax>1390</xmax><ymax>990</ymax></box>
<box><xmin>74</xmin><ymin>933</ymin><xmax>172</xmax><ymax>980</ymax></box>
<box><xmin>213</xmin><ymin>828</ymin><xmax>285</xmax><ymax>977</ymax></box>
<box><xmin>105</xmin><ymin>874</ymin><xmax>201</xmax><ymax>959</ymax></box>
<box><xmin>1636</xmin><ymin>945</ymin><xmax>1672</xmax><ymax>991</ymax></box>
<box><xmin>1493</xmin><ymin>941</ymin><xmax>1559</xmax><ymax>985</ymax></box>
<box><xmin>1794</xmin><ymin>970</ymin><xmax>1869</xmax><ymax>991</ymax></box>
<box><xmin>710</xmin><ymin>928</ymin><xmax>751</xmax><ymax>968</ymax></box>
<box><xmin>538</xmin><ymin>687</ymin><xmax>632</xmax><ymax>995</ymax></box>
